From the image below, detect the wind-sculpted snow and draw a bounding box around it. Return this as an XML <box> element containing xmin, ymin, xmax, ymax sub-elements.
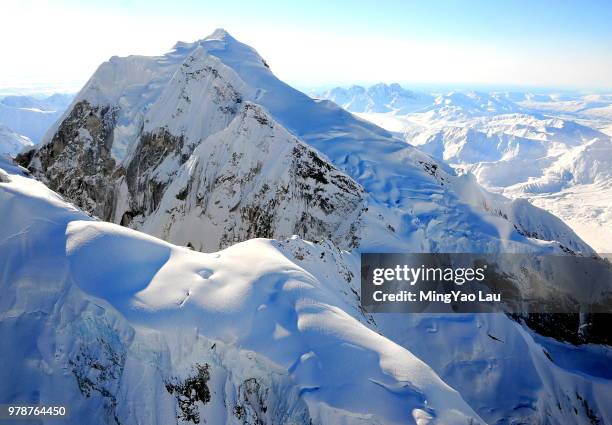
<box><xmin>3</xmin><ymin>157</ymin><xmax>612</xmax><ymax>424</ymax></box>
<box><xmin>20</xmin><ymin>39</ymin><xmax>400</xmax><ymax>252</ymax></box>
<box><xmin>6</xmin><ymin>28</ymin><xmax>611</xmax><ymax>423</ymax></box>
<box><xmin>0</xmin><ymin>158</ymin><xmax>485</xmax><ymax>425</ymax></box>
<box><xmin>139</xmin><ymin>31</ymin><xmax>595</xmax><ymax>255</ymax></box>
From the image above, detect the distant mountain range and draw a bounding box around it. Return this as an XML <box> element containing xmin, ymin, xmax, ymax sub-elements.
<box><xmin>0</xmin><ymin>93</ymin><xmax>73</xmax><ymax>153</ymax></box>
<box><xmin>316</xmin><ymin>83</ymin><xmax>434</xmax><ymax>114</ymax></box>
<box><xmin>317</xmin><ymin>83</ymin><xmax>612</xmax><ymax>252</ymax></box>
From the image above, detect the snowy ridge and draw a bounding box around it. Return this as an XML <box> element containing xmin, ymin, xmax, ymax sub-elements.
<box><xmin>6</xmin><ymin>30</ymin><xmax>612</xmax><ymax>423</ymax></box>
<box><xmin>21</xmin><ymin>30</ymin><xmax>593</xmax><ymax>256</ymax></box>
<box><xmin>3</xmin><ymin>156</ymin><xmax>612</xmax><ymax>424</ymax></box>
<box><xmin>0</xmin><ymin>123</ymin><xmax>34</xmax><ymax>157</ymax></box>
<box><xmin>135</xmin><ymin>102</ymin><xmax>378</xmax><ymax>251</ymax></box>
<box><xmin>0</xmin><ymin>158</ymin><xmax>484</xmax><ymax>425</ymax></box>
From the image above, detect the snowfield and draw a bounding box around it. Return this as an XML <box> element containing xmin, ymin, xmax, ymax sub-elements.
<box><xmin>4</xmin><ymin>147</ymin><xmax>612</xmax><ymax>425</ymax></box>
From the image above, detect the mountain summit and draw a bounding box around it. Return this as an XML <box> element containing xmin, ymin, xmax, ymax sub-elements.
<box><xmin>20</xmin><ymin>30</ymin><xmax>591</xmax><ymax>255</ymax></box>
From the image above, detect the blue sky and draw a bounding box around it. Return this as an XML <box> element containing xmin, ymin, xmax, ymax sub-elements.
<box><xmin>2</xmin><ymin>0</ymin><xmax>611</xmax><ymax>91</ymax></box>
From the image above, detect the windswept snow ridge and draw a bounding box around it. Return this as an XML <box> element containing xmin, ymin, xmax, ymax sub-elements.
<box><xmin>3</xmin><ymin>152</ymin><xmax>612</xmax><ymax>425</ymax></box>
<box><xmin>0</xmin><ymin>157</ymin><xmax>484</xmax><ymax>425</ymax></box>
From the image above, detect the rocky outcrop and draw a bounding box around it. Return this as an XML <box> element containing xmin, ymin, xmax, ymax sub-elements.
<box><xmin>137</xmin><ymin>103</ymin><xmax>367</xmax><ymax>251</ymax></box>
<box><xmin>19</xmin><ymin>95</ymin><xmax>368</xmax><ymax>251</ymax></box>
<box><xmin>17</xmin><ymin>100</ymin><xmax>120</xmax><ymax>219</ymax></box>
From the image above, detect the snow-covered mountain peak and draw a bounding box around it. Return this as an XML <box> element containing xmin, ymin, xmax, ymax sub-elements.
<box><xmin>172</xmin><ymin>28</ymin><xmax>236</xmax><ymax>52</ymax></box>
<box><xmin>6</xmin><ymin>31</ymin><xmax>612</xmax><ymax>424</ymax></box>
<box><xmin>206</xmin><ymin>27</ymin><xmax>235</xmax><ymax>42</ymax></box>
<box><xmin>135</xmin><ymin>100</ymin><xmax>376</xmax><ymax>251</ymax></box>
<box><xmin>21</xmin><ymin>32</ymin><xmax>595</xmax><ymax>257</ymax></box>
<box><xmin>168</xmin><ymin>28</ymin><xmax>271</xmax><ymax>77</ymax></box>
<box><xmin>317</xmin><ymin>83</ymin><xmax>433</xmax><ymax>114</ymax></box>
<box><xmin>140</xmin><ymin>47</ymin><xmax>253</xmax><ymax>156</ymax></box>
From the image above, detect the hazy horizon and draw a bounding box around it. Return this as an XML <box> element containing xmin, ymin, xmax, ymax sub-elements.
<box><xmin>2</xmin><ymin>0</ymin><xmax>612</xmax><ymax>93</ymax></box>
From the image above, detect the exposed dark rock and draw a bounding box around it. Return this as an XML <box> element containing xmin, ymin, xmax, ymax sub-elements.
<box><xmin>512</xmin><ymin>313</ymin><xmax>612</xmax><ymax>346</ymax></box>
<box><xmin>165</xmin><ymin>363</ymin><xmax>211</xmax><ymax>424</ymax></box>
<box><xmin>233</xmin><ymin>378</ymin><xmax>268</xmax><ymax>425</ymax></box>
<box><xmin>68</xmin><ymin>329</ymin><xmax>126</xmax><ymax>425</ymax></box>
<box><xmin>21</xmin><ymin>100</ymin><xmax>120</xmax><ymax>219</ymax></box>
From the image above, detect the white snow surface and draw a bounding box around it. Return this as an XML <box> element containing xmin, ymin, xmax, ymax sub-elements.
<box><xmin>3</xmin><ymin>153</ymin><xmax>612</xmax><ymax>425</ymax></box>
<box><xmin>0</xmin><ymin>93</ymin><xmax>73</xmax><ymax>143</ymax></box>
<box><xmin>324</xmin><ymin>85</ymin><xmax>612</xmax><ymax>252</ymax></box>
<box><xmin>0</xmin><ymin>156</ymin><xmax>484</xmax><ymax>425</ymax></box>
<box><xmin>7</xmin><ymin>31</ymin><xmax>612</xmax><ymax>424</ymax></box>
<box><xmin>34</xmin><ymin>30</ymin><xmax>594</xmax><ymax>256</ymax></box>
<box><xmin>0</xmin><ymin>123</ymin><xmax>34</xmax><ymax>156</ymax></box>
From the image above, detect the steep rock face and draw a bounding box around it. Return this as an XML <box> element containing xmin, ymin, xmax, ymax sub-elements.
<box><xmin>20</xmin><ymin>91</ymin><xmax>369</xmax><ymax>252</ymax></box>
<box><xmin>15</xmin><ymin>30</ymin><xmax>599</xmax><ymax>370</ymax></box>
<box><xmin>19</xmin><ymin>29</ymin><xmax>594</xmax><ymax>257</ymax></box>
<box><xmin>18</xmin><ymin>100</ymin><xmax>120</xmax><ymax>219</ymax></box>
<box><xmin>135</xmin><ymin>103</ymin><xmax>367</xmax><ymax>251</ymax></box>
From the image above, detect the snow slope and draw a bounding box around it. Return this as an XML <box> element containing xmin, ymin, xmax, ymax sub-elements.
<box><xmin>21</xmin><ymin>30</ymin><xmax>593</xmax><ymax>257</ymax></box>
<box><xmin>330</xmin><ymin>85</ymin><xmax>612</xmax><ymax>252</ymax></box>
<box><xmin>0</xmin><ymin>93</ymin><xmax>73</xmax><ymax>143</ymax></box>
<box><xmin>0</xmin><ymin>123</ymin><xmax>34</xmax><ymax>156</ymax></box>
<box><xmin>8</xmin><ymin>30</ymin><xmax>612</xmax><ymax>423</ymax></box>
<box><xmin>3</xmin><ymin>155</ymin><xmax>612</xmax><ymax>425</ymax></box>
<box><xmin>0</xmin><ymin>156</ymin><xmax>485</xmax><ymax>425</ymax></box>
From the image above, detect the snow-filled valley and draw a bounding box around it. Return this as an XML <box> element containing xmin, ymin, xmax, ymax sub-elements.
<box><xmin>2</xmin><ymin>29</ymin><xmax>612</xmax><ymax>425</ymax></box>
<box><xmin>317</xmin><ymin>85</ymin><xmax>612</xmax><ymax>252</ymax></box>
